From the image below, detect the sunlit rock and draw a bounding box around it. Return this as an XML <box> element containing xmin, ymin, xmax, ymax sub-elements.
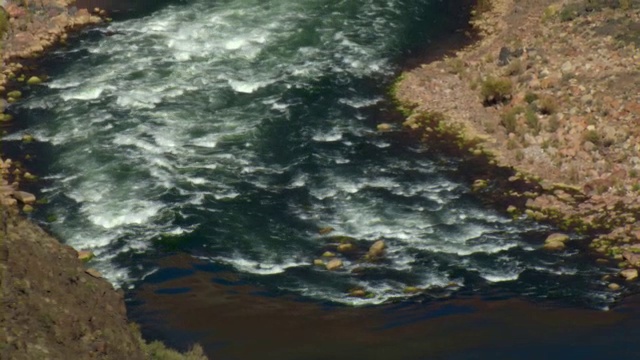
<box><xmin>325</xmin><ymin>258</ymin><xmax>343</xmax><ymax>271</ymax></box>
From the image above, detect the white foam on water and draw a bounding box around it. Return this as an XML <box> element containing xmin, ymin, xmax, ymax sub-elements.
<box><xmin>226</xmin><ymin>79</ymin><xmax>274</xmax><ymax>93</ymax></box>
<box><xmin>210</xmin><ymin>256</ymin><xmax>309</xmax><ymax>275</ymax></box>
<box><xmin>481</xmin><ymin>272</ymin><xmax>522</xmax><ymax>283</ymax></box>
<box><xmin>60</xmin><ymin>86</ymin><xmax>107</xmax><ymax>101</ymax></box>
<box><xmin>87</xmin><ymin>200</ymin><xmax>163</xmax><ymax>229</ymax></box>
<box><xmin>312</xmin><ymin>131</ymin><xmax>343</xmax><ymax>142</ymax></box>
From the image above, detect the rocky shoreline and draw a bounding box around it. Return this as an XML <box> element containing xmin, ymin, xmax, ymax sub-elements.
<box><xmin>394</xmin><ymin>0</ymin><xmax>640</xmax><ymax>284</ymax></box>
<box><xmin>1</xmin><ymin>1</ymin><xmax>207</xmax><ymax>358</ymax></box>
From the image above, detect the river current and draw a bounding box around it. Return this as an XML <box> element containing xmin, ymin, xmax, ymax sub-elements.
<box><xmin>6</xmin><ymin>0</ymin><xmax>617</xmax><ymax>308</ymax></box>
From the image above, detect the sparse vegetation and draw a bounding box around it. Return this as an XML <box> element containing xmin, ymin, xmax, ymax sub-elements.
<box><xmin>130</xmin><ymin>323</ymin><xmax>208</xmax><ymax>360</ymax></box>
<box><xmin>524</xmin><ymin>91</ymin><xmax>538</xmax><ymax>104</ymax></box>
<box><xmin>538</xmin><ymin>95</ymin><xmax>559</xmax><ymax>115</ymax></box>
<box><xmin>584</xmin><ymin>129</ymin><xmax>601</xmax><ymax>145</ymax></box>
<box><xmin>481</xmin><ymin>76</ymin><xmax>513</xmax><ymax>105</ymax></box>
<box><xmin>525</xmin><ymin>107</ymin><xmax>541</xmax><ymax>135</ymax></box>
<box><xmin>500</xmin><ymin>106</ymin><xmax>523</xmax><ymax>134</ymax></box>
<box><xmin>444</xmin><ymin>57</ymin><xmax>465</xmax><ymax>75</ymax></box>
<box><xmin>505</xmin><ymin>59</ymin><xmax>524</xmax><ymax>76</ymax></box>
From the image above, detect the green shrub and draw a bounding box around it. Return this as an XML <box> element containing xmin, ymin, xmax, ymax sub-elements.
<box><xmin>481</xmin><ymin>77</ymin><xmax>513</xmax><ymax>105</ymax></box>
<box><xmin>524</xmin><ymin>91</ymin><xmax>538</xmax><ymax>104</ymax></box>
<box><xmin>0</xmin><ymin>6</ymin><xmax>9</xmax><ymax>39</ymax></box>
<box><xmin>444</xmin><ymin>57</ymin><xmax>465</xmax><ymax>75</ymax></box>
<box><xmin>505</xmin><ymin>59</ymin><xmax>524</xmax><ymax>76</ymax></box>
<box><xmin>583</xmin><ymin>129</ymin><xmax>601</xmax><ymax>145</ymax></box>
<box><xmin>129</xmin><ymin>323</ymin><xmax>208</xmax><ymax>360</ymax></box>
<box><xmin>538</xmin><ymin>96</ymin><xmax>559</xmax><ymax>115</ymax></box>
<box><xmin>500</xmin><ymin>106</ymin><xmax>523</xmax><ymax>134</ymax></box>
<box><xmin>525</xmin><ymin>107</ymin><xmax>541</xmax><ymax>134</ymax></box>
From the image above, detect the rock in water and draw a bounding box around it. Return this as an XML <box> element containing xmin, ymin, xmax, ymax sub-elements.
<box><xmin>620</xmin><ymin>269</ymin><xmax>638</xmax><ymax>281</ymax></box>
<box><xmin>326</xmin><ymin>258</ymin><xmax>343</xmax><ymax>271</ymax></box>
<box><xmin>543</xmin><ymin>233</ymin><xmax>569</xmax><ymax>250</ymax></box>
<box><xmin>367</xmin><ymin>240</ymin><xmax>385</xmax><ymax>258</ymax></box>
<box><xmin>78</xmin><ymin>250</ymin><xmax>95</xmax><ymax>263</ymax></box>
<box><xmin>377</xmin><ymin>123</ymin><xmax>392</xmax><ymax>132</ymax></box>
<box><xmin>26</xmin><ymin>76</ymin><xmax>42</xmax><ymax>85</ymax></box>
<box><xmin>337</xmin><ymin>243</ymin><xmax>355</xmax><ymax>253</ymax></box>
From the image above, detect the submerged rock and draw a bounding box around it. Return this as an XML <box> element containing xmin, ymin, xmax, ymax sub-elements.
<box><xmin>337</xmin><ymin>243</ymin><xmax>355</xmax><ymax>253</ymax></box>
<box><xmin>318</xmin><ymin>226</ymin><xmax>334</xmax><ymax>235</ymax></box>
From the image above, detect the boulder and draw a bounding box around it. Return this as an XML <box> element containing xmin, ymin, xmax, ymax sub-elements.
<box><xmin>623</xmin><ymin>251</ymin><xmax>640</xmax><ymax>267</ymax></box>
<box><xmin>543</xmin><ymin>233</ymin><xmax>569</xmax><ymax>250</ymax></box>
<box><xmin>545</xmin><ymin>233</ymin><xmax>569</xmax><ymax>243</ymax></box>
<box><xmin>26</xmin><ymin>76</ymin><xmax>43</xmax><ymax>86</ymax></box>
<box><xmin>78</xmin><ymin>250</ymin><xmax>95</xmax><ymax>263</ymax></box>
<box><xmin>377</xmin><ymin>123</ymin><xmax>392</xmax><ymax>132</ymax></box>
<box><xmin>620</xmin><ymin>269</ymin><xmax>638</xmax><ymax>281</ymax></box>
<box><xmin>608</xmin><ymin>283</ymin><xmax>621</xmax><ymax>291</ymax></box>
<box><xmin>472</xmin><ymin>179</ymin><xmax>488</xmax><ymax>192</ymax></box>
<box><xmin>367</xmin><ymin>240</ymin><xmax>385</xmax><ymax>258</ymax></box>
<box><xmin>7</xmin><ymin>90</ymin><xmax>22</xmax><ymax>99</ymax></box>
<box><xmin>322</xmin><ymin>251</ymin><xmax>336</xmax><ymax>258</ymax></box>
<box><xmin>325</xmin><ymin>258</ymin><xmax>343</xmax><ymax>271</ymax></box>
<box><xmin>85</xmin><ymin>268</ymin><xmax>102</xmax><ymax>278</ymax></box>
<box><xmin>313</xmin><ymin>259</ymin><xmax>324</xmax><ymax>266</ymax></box>
<box><xmin>13</xmin><ymin>191</ymin><xmax>36</xmax><ymax>204</ymax></box>
<box><xmin>22</xmin><ymin>204</ymin><xmax>33</xmax><ymax>213</ymax></box>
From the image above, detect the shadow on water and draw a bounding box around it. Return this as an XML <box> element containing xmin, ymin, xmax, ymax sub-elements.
<box><xmin>128</xmin><ymin>254</ymin><xmax>640</xmax><ymax>360</ymax></box>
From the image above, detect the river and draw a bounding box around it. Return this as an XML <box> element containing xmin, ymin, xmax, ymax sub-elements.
<box><xmin>3</xmin><ymin>0</ymin><xmax>638</xmax><ymax>358</ymax></box>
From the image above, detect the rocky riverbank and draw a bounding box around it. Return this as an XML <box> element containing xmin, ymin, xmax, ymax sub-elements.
<box><xmin>1</xmin><ymin>1</ymin><xmax>207</xmax><ymax>358</ymax></box>
<box><xmin>394</xmin><ymin>0</ymin><xmax>640</xmax><ymax>283</ymax></box>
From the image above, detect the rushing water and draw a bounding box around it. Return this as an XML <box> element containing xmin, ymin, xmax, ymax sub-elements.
<box><xmin>6</xmin><ymin>0</ymin><xmax>618</xmax><ymax>308</ymax></box>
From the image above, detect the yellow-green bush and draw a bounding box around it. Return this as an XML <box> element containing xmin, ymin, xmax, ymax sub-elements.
<box><xmin>480</xmin><ymin>77</ymin><xmax>513</xmax><ymax>105</ymax></box>
<box><xmin>0</xmin><ymin>6</ymin><xmax>9</xmax><ymax>39</ymax></box>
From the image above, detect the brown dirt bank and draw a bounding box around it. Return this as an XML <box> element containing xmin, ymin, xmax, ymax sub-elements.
<box><xmin>394</xmin><ymin>0</ymin><xmax>640</xmax><ymax>278</ymax></box>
